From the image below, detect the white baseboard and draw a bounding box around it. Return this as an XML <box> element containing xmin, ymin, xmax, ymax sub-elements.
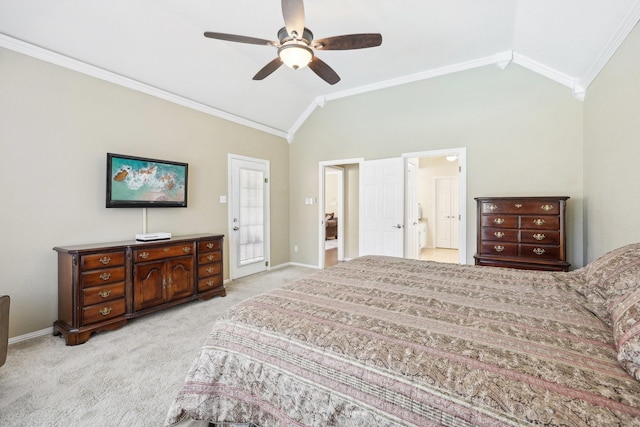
<box><xmin>9</xmin><ymin>327</ymin><xmax>53</xmax><ymax>345</ymax></box>
<box><xmin>270</xmin><ymin>261</ymin><xmax>321</xmax><ymax>270</ymax></box>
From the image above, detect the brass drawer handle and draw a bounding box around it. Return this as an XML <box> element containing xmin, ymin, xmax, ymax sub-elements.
<box><xmin>206</xmin><ymin>242</ymin><xmax>215</xmax><ymax>249</ymax></box>
<box><xmin>99</xmin><ymin>257</ymin><xmax>111</xmax><ymax>265</ymax></box>
<box><xmin>99</xmin><ymin>290</ymin><xmax>112</xmax><ymax>298</ymax></box>
<box><xmin>164</xmin><ymin>248</ymin><xmax>170</xmax><ymax>252</ymax></box>
<box><xmin>206</xmin><ymin>280</ymin><xmax>215</xmax><ymax>287</ymax></box>
<box><xmin>207</xmin><ymin>255</ymin><xmax>215</xmax><ymax>261</ymax></box>
<box><xmin>514</xmin><ymin>203</ymin><xmax>522</xmax><ymax>208</ymax></box>
<box><xmin>533</xmin><ymin>219</ymin><xmax>545</xmax><ymax>226</ymax></box>
<box><xmin>183</xmin><ymin>247</ymin><xmax>192</xmax><ymax>253</ymax></box>
<box><xmin>493</xmin><ymin>218</ymin><xmax>505</xmax><ymax>225</ymax></box>
<box><xmin>494</xmin><ymin>245</ymin><xmax>505</xmax><ymax>252</ymax></box>
<box><xmin>99</xmin><ymin>307</ymin><xmax>112</xmax><ymax>316</ymax></box>
<box><xmin>533</xmin><ymin>233</ymin><xmax>546</xmax><ymax>241</ymax></box>
<box><xmin>99</xmin><ymin>272</ymin><xmax>111</xmax><ymax>281</ymax></box>
<box><xmin>541</xmin><ymin>204</ymin><xmax>554</xmax><ymax>211</ymax></box>
<box><xmin>487</xmin><ymin>204</ymin><xmax>497</xmax><ymax>211</ymax></box>
<box><xmin>139</xmin><ymin>251</ymin><xmax>149</xmax><ymax>259</ymax></box>
<box><xmin>206</xmin><ymin>267</ymin><xmax>215</xmax><ymax>274</ymax></box>
<box><xmin>533</xmin><ymin>248</ymin><xmax>546</xmax><ymax>255</ymax></box>
<box><xmin>493</xmin><ymin>231</ymin><xmax>505</xmax><ymax>238</ymax></box>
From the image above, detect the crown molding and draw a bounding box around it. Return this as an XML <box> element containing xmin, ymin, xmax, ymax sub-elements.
<box><xmin>579</xmin><ymin>0</ymin><xmax>640</xmax><ymax>90</ymax></box>
<box><xmin>0</xmin><ymin>33</ymin><xmax>289</xmax><ymax>140</ymax></box>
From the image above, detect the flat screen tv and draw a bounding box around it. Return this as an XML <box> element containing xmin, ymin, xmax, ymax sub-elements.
<box><xmin>106</xmin><ymin>153</ymin><xmax>188</xmax><ymax>208</ymax></box>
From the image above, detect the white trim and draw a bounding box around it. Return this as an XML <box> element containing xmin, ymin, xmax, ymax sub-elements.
<box><xmin>579</xmin><ymin>0</ymin><xmax>640</xmax><ymax>91</ymax></box>
<box><xmin>285</xmin><ymin>262</ymin><xmax>322</xmax><ymax>270</ymax></box>
<box><xmin>0</xmin><ymin>34</ymin><xmax>290</xmax><ymax>140</ymax></box>
<box><xmin>8</xmin><ymin>327</ymin><xmax>53</xmax><ymax>345</ymax></box>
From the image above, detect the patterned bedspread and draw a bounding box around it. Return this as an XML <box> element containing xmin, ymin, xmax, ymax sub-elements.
<box><xmin>166</xmin><ymin>256</ymin><xmax>640</xmax><ymax>426</ymax></box>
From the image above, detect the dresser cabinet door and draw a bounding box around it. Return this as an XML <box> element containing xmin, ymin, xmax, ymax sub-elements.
<box><xmin>166</xmin><ymin>257</ymin><xmax>194</xmax><ymax>302</ymax></box>
<box><xmin>133</xmin><ymin>261</ymin><xmax>166</xmax><ymax>311</ymax></box>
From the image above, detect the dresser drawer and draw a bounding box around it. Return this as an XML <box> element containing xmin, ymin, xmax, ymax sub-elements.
<box><xmin>81</xmin><ymin>267</ymin><xmax>126</xmax><ymax>288</ymax></box>
<box><xmin>520</xmin><ymin>244</ymin><xmax>560</xmax><ymax>260</ymax></box>
<box><xmin>133</xmin><ymin>243</ymin><xmax>194</xmax><ymax>262</ymax></box>
<box><xmin>80</xmin><ymin>251</ymin><xmax>125</xmax><ymax>270</ymax></box>
<box><xmin>481</xmin><ymin>228</ymin><xmax>518</xmax><ymax>242</ymax></box>
<box><xmin>198</xmin><ymin>275</ymin><xmax>223</xmax><ymax>292</ymax></box>
<box><xmin>82</xmin><ymin>299</ymin><xmax>126</xmax><ymax>325</ymax></box>
<box><xmin>82</xmin><ymin>282</ymin><xmax>125</xmax><ymax>306</ymax></box>
<box><xmin>519</xmin><ymin>230</ymin><xmax>560</xmax><ymax>245</ymax></box>
<box><xmin>520</xmin><ymin>216</ymin><xmax>560</xmax><ymax>230</ymax></box>
<box><xmin>481</xmin><ymin>201</ymin><xmax>559</xmax><ymax>215</ymax></box>
<box><xmin>198</xmin><ymin>251</ymin><xmax>222</xmax><ymax>264</ymax></box>
<box><xmin>198</xmin><ymin>239</ymin><xmax>222</xmax><ymax>252</ymax></box>
<box><xmin>198</xmin><ymin>262</ymin><xmax>222</xmax><ymax>277</ymax></box>
<box><xmin>481</xmin><ymin>242</ymin><xmax>518</xmax><ymax>256</ymax></box>
<box><xmin>481</xmin><ymin>215</ymin><xmax>518</xmax><ymax>228</ymax></box>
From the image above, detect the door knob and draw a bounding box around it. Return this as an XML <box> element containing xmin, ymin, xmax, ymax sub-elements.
<box><xmin>392</xmin><ymin>224</ymin><xmax>403</xmax><ymax>229</ymax></box>
<box><xmin>233</xmin><ymin>226</ymin><xmax>239</xmax><ymax>231</ymax></box>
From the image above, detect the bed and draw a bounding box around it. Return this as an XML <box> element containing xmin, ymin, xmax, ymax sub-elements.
<box><xmin>166</xmin><ymin>245</ymin><xmax>640</xmax><ymax>426</ymax></box>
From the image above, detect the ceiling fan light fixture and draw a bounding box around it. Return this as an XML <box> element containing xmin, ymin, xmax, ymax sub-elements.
<box><xmin>278</xmin><ymin>43</ymin><xmax>313</xmax><ymax>70</ymax></box>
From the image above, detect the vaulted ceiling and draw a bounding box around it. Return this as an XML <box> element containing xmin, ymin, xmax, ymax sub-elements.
<box><xmin>1</xmin><ymin>1</ymin><xmax>639</xmax><ymax>141</ymax></box>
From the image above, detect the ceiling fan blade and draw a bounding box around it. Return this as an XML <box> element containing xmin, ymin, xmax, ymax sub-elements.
<box><xmin>313</xmin><ymin>33</ymin><xmax>382</xmax><ymax>50</ymax></box>
<box><xmin>308</xmin><ymin>56</ymin><xmax>340</xmax><ymax>85</ymax></box>
<box><xmin>281</xmin><ymin>0</ymin><xmax>305</xmax><ymax>38</ymax></box>
<box><xmin>253</xmin><ymin>57</ymin><xmax>284</xmax><ymax>80</ymax></box>
<box><xmin>204</xmin><ymin>32</ymin><xmax>276</xmax><ymax>47</ymax></box>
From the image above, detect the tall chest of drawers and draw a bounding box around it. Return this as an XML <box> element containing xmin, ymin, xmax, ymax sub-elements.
<box><xmin>474</xmin><ymin>197</ymin><xmax>570</xmax><ymax>271</ymax></box>
<box><xmin>54</xmin><ymin>233</ymin><xmax>224</xmax><ymax>345</ymax></box>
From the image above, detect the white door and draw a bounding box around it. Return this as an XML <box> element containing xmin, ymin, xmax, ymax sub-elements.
<box><xmin>360</xmin><ymin>157</ymin><xmax>404</xmax><ymax>257</ymax></box>
<box><xmin>229</xmin><ymin>155</ymin><xmax>270</xmax><ymax>279</ymax></box>
<box><xmin>435</xmin><ymin>177</ymin><xmax>459</xmax><ymax>249</ymax></box>
<box><xmin>405</xmin><ymin>159</ymin><xmax>419</xmax><ymax>259</ymax></box>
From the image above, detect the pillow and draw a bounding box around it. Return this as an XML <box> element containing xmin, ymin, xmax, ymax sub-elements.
<box><xmin>611</xmin><ymin>288</ymin><xmax>640</xmax><ymax>380</ymax></box>
<box><xmin>577</xmin><ymin>243</ymin><xmax>640</xmax><ymax>325</ymax></box>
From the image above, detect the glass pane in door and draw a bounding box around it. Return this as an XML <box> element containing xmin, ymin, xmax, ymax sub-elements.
<box><xmin>239</xmin><ymin>168</ymin><xmax>264</xmax><ymax>265</ymax></box>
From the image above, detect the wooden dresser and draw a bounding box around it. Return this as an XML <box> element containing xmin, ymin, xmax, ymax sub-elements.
<box><xmin>53</xmin><ymin>234</ymin><xmax>224</xmax><ymax>345</ymax></box>
<box><xmin>474</xmin><ymin>197</ymin><xmax>570</xmax><ymax>271</ymax></box>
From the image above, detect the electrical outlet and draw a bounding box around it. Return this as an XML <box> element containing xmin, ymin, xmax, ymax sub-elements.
<box><xmin>294</xmin><ymin>245</ymin><xmax>298</xmax><ymax>252</ymax></box>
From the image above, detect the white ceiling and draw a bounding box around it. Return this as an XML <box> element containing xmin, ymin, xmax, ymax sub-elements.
<box><xmin>1</xmin><ymin>0</ymin><xmax>639</xmax><ymax>140</ymax></box>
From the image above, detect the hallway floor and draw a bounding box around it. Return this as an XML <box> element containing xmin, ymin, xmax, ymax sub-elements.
<box><xmin>419</xmin><ymin>247</ymin><xmax>459</xmax><ymax>264</ymax></box>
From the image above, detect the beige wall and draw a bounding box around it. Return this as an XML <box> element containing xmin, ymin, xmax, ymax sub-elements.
<box><xmin>0</xmin><ymin>48</ymin><xmax>290</xmax><ymax>338</ymax></box>
<box><xmin>583</xmin><ymin>23</ymin><xmax>640</xmax><ymax>261</ymax></box>
<box><xmin>290</xmin><ymin>64</ymin><xmax>585</xmax><ymax>268</ymax></box>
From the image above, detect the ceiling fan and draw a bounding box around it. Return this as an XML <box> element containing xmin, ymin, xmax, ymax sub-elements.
<box><xmin>204</xmin><ymin>0</ymin><xmax>382</xmax><ymax>85</ymax></box>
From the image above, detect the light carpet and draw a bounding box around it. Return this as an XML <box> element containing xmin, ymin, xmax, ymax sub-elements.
<box><xmin>0</xmin><ymin>266</ymin><xmax>314</xmax><ymax>427</ymax></box>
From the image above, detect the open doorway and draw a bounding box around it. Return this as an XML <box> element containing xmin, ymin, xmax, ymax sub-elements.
<box><xmin>319</xmin><ymin>158</ymin><xmax>363</xmax><ymax>269</ymax></box>
<box><xmin>404</xmin><ymin>148</ymin><xmax>466</xmax><ymax>264</ymax></box>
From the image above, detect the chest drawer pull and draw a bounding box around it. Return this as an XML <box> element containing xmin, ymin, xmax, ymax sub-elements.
<box><xmin>99</xmin><ymin>307</ymin><xmax>112</xmax><ymax>316</ymax></box>
<box><xmin>183</xmin><ymin>246</ymin><xmax>192</xmax><ymax>253</ymax></box>
<box><xmin>533</xmin><ymin>233</ymin><xmax>546</xmax><ymax>241</ymax></box>
<box><xmin>494</xmin><ymin>245</ymin><xmax>505</xmax><ymax>252</ymax></box>
<box><xmin>99</xmin><ymin>272</ymin><xmax>111</xmax><ymax>281</ymax></box>
<box><xmin>207</xmin><ymin>254</ymin><xmax>215</xmax><ymax>261</ymax></box>
<box><xmin>494</xmin><ymin>231</ymin><xmax>505</xmax><ymax>238</ymax></box>
<box><xmin>206</xmin><ymin>267</ymin><xmax>215</xmax><ymax>274</ymax></box>
<box><xmin>99</xmin><ymin>257</ymin><xmax>111</xmax><ymax>265</ymax></box>
<box><xmin>163</xmin><ymin>248</ymin><xmax>170</xmax><ymax>252</ymax></box>
<box><xmin>533</xmin><ymin>248</ymin><xmax>546</xmax><ymax>255</ymax></box>
<box><xmin>207</xmin><ymin>242</ymin><xmax>215</xmax><ymax>249</ymax></box>
<box><xmin>514</xmin><ymin>203</ymin><xmax>522</xmax><ymax>208</ymax></box>
<box><xmin>487</xmin><ymin>204</ymin><xmax>497</xmax><ymax>211</ymax></box>
<box><xmin>533</xmin><ymin>219</ymin><xmax>545</xmax><ymax>226</ymax></box>
<box><xmin>493</xmin><ymin>218</ymin><xmax>505</xmax><ymax>225</ymax></box>
<box><xmin>98</xmin><ymin>290</ymin><xmax>112</xmax><ymax>298</ymax></box>
<box><xmin>205</xmin><ymin>280</ymin><xmax>215</xmax><ymax>287</ymax></box>
<box><xmin>541</xmin><ymin>204</ymin><xmax>554</xmax><ymax>211</ymax></box>
<box><xmin>139</xmin><ymin>251</ymin><xmax>149</xmax><ymax>259</ymax></box>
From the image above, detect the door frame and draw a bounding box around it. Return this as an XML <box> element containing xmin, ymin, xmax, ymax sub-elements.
<box><xmin>228</xmin><ymin>154</ymin><xmax>271</xmax><ymax>279</ymax></box>
<box><xmin>318</xmin><ymin>158</ymin><xmax>363</xmax><ymax>269</ymax></box>
<box><xmin>402</xmin><ymin>147</ymin><xmax>467</xmax><ymax>264</ymax></box>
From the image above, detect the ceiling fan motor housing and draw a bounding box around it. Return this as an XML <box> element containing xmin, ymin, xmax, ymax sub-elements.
<box><xmin>278</xmin><ymin>26</ymin><xmax>313</xmax><ymax>45</ymax></box>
